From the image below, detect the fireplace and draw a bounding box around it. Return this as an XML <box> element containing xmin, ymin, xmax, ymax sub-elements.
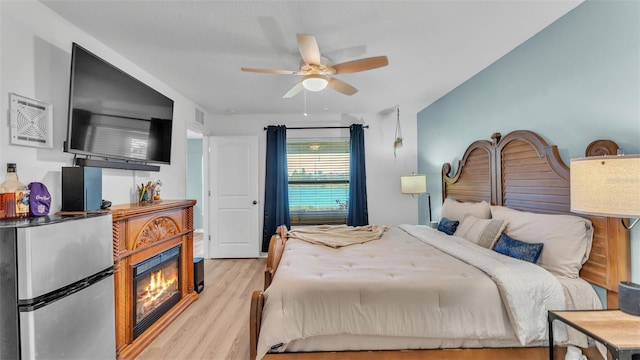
<box><xmin>132</xmin><ymin>245</ymin><xmax>181</xmax><ymax>339</ymax></box>
<box><xmin>111</xmin><ymin>200</ymin><xmax>197</xmax><ymax>360</ymax></box>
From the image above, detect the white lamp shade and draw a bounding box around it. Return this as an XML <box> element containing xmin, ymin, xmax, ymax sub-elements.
<box><xmin>401</xmin><ymin>174</ymin><xmax>427</xmax><ymax>194</ymax></box>
<box><xmin>302</xmin><ymin>75</ymin><xmax>329</xmax><ymax>92</ymax></box>
<box><xmin>570</xmin><ymin>155</ymin><xmax>640</xmax><ymax>217</ymax></box>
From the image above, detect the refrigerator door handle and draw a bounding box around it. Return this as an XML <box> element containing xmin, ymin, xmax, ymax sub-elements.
<box><xmin>18</xmin><ymin>266</ymin><xmax>114</xmax><ymax>312</ymax></box>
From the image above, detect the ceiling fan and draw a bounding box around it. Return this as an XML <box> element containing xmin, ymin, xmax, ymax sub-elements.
<box><xmin>241</xmin><ymin>34</ymin><xmax>389</xmax><ymax>98</ymax></box>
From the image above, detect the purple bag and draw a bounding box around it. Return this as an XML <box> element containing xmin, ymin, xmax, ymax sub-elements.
<box><xmin>28</xmin><ymin>182</ymin><xmax>51</xmax><ymax>216</ymax></box>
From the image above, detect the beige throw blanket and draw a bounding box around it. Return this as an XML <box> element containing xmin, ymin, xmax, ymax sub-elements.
<box><xmin>288</xmin><ymin>224</ymin><xmax>390</xmax><ymax>248</ymax></box>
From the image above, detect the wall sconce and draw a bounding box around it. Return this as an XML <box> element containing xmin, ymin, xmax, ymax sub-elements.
<box><xmin>401</xmin><ymin>173</ymin><xmax>431</xmax><ymax>222</ymax></box>
<box><xmin>570</xmin><ymin>154</ymin><xmax>640</xmax><ymax>315</ymax></box>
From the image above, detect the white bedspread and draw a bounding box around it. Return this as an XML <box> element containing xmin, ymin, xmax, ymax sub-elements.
<box><xmin>256</xmin><ymin>225</ymin><xmax>567</xmax><ymax>359</ymax></box>
<box><xmin>400</xmin><ymin>224</ymin><xmax>566</xmax><ymax>345</ymax></box>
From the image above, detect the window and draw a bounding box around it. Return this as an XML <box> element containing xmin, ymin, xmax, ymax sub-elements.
<box><xmin>287</xmin><ymin>139</ymin><xmax>349</xmax><ymax>225</ymax></box>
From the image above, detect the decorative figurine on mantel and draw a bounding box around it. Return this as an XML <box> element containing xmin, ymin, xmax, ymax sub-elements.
<box><xmin>153</xmin><ymin>180</ymin><xmax>162</xmax><ymax>201</ymax></box>
<box><xmin>138</xmin><ymin>180</ymin><xmax>162</xmax><ymax>203</ymax></box>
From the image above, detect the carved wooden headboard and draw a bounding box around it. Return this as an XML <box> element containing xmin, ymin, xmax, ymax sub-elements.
<box><xmin>442</xmin><ymin>130</ymin><xmax>630</xmax><ymax>308</ymax></box>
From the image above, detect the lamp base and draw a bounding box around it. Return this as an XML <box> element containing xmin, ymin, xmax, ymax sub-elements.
<box><xmin>619</xmin><ymin>281</ymin><xmax>640</xmax><ymax>315</ymax></box>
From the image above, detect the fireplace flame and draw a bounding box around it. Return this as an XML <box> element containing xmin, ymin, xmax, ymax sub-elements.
<box><xmin>144</xmin><ymin>269</ymin><xmax>177</xmax><ymax>304</ymax></box>
<box><xmin>137</xmin><ymin>268</ymin><xmax>179</xmax><ymax>322</ymax></box>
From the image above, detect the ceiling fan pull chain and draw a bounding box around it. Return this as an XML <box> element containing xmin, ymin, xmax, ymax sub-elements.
<box><xmin>303</xmin><ymin>89</ymin><xmax>308</xmax><ymax>116</ymax></box>
<box><xmin>323</xmin><ymin>87</ymin><xmax>328</xmax><ymax>111</ymax></box>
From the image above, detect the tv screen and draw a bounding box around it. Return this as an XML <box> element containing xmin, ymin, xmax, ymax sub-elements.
<box><xmin>65</xmin><ymin>43</ymin><xmax>174</xmax><ymax>166</ymax></box>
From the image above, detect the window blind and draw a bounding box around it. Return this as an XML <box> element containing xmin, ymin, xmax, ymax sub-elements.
<box><xmin>287</xmin><ymin>139</ymin><xmax>349</xmax><ymax>225</ymax></box>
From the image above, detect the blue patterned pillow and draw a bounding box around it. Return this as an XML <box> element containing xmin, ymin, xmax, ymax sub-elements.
<box><xmin>437</xmin><ymin>217</ymin><xmax>459</xmax><ymax>235</ymax></box>
<box><xmin>493</xmin><ymin>233</ymin><xmax>544</xmax><ymax>263</ymax></box>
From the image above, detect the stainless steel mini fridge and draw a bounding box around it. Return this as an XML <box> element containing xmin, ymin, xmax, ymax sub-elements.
<box><xmin>0</xmin><ymin>213</ymin><xmax>116</xmax><ymax>359</ymax></box>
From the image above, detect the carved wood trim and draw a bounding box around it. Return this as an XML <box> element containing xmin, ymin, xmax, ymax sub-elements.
<box><xmin>494</xmin><ymin>131</ymin><xmax>569</xmax><ymax>210</ymax></box>
<box><xmin>133</xmin><ymin>216</ymin><xmax>180</xmax><ymax>249</ymax></box>
<box><xmin>113</xmin><ymin>221</ymin><xmax>127</xmax><ymax>260</ymax></box>
<box><xmin>586</xmin><ymin>139</ymin><xmax>619</xmax><ymax>157</ymax></box>
<box><xmin>442</xmin><ymin>140</ymin><xmax>494</xmax><ymax>204</ymax></box>
<box><xmin>186</xmin><ymin>205</ymin><xmax>194</xmax><ymax>230</ymax></box>
<box><xmin>110</xmin><ymin>200</ymin><xmax>196</xmax><ymax>222</ymax></box>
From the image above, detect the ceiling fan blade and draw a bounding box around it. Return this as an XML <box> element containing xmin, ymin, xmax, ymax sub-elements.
<box><xmin>297</xmin><ymin>34</ymin><xmax>321</xmax><ymax>65</ymax></box>
<box><xmin>332</xmin><ymin>56</ymin><xmax>389</xmax><ymax>74</ymax></box>
<box><xmin>328</xmin><ymin>77</ymin><xmax>358</xmax><ymax>96</ymax></box>
<box><xmin>323</xmin><ymin>45</ymin><xmax>367</xmax><ymax>64</ymax></box>
<box><xmin>241</xmin><ymin>67</ymin><xmax>300</xmax><ymax>75</ymax></box>
<box><xmin>257</xmin><ymin>16</ymin><xmax>294</xmax><ymax>64</ymax></box>
<box><xmin>283</xmin><ymin>82</ymin><xmax>304</xmax><ymax>98</ymax></box>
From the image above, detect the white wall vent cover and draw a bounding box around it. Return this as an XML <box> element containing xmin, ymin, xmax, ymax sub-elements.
<box><xmin>195</xmin><ymin>108</ymin><xmax>204</xmax><ymax>125</ymax></box>
<box><xmin>9</xmin><ymin>93</ymin><xmax>53</xmax><ymax>148</ymax></box>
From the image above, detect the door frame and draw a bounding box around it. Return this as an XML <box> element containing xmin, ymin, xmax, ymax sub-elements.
<box><xmin>202</xmin><ymin>135</ymin><xmax>210</xmax><ymax>258</ymax></box>
<box><xmin>187</xmin><ymin>126</ymin><xmax>210</xmax><ymax>258</ymax></box>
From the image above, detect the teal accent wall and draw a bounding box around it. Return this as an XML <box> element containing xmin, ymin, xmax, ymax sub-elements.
<box><xmin>417</xmin><ymin>0</ymin><xmax>640</xmax><ymax>294</ymax></box>
<box><xmin>187</xmin><ymin>139</ymin><xmax>204</xmax><ymax>230</ymax></box>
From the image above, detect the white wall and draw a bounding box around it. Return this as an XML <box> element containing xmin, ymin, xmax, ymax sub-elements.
<box><xmin>0</xmin><ymin>1</ymin><xmax>205</xmax><ymax>211</ymax></box>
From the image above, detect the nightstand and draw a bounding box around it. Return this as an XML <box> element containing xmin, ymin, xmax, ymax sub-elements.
<box><xmin>548</xmin><ymin>309</ymin><xmax>640</xmax><ymax>360</ymax></box>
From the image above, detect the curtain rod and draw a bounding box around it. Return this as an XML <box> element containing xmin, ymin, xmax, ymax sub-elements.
<box><xmin>263</xmin><ymin>125</ymin><xmax>369</xmax><ymax>130</ymax></box>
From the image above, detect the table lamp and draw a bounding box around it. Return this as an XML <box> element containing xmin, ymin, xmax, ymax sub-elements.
<box><xmin>570</xmin><ymin>155</ymin><xmax>640</xmax><ymax>315</ymax></box>
<box><xmin>401</xmin><ymin>173</ymin><xmax>431</xmax><ymax>222</ymax></box>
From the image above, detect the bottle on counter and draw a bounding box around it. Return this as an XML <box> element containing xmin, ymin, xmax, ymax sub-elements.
<box><xmin>0</xmin><ymin>163</ymin><xmax>30</xmax><ymax>219</ymax></box>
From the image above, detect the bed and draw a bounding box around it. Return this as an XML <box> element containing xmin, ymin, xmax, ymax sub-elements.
<box><xmin>249</xmin><ymin>130</ymin><xmax>631</xmax><ymax>360</ymax></box>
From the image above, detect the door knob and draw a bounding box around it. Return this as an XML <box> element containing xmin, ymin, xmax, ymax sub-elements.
<box><xmin>252</xmin><ymin>200</ymin><xmax>258</xmax><ymax>205</ymax></box>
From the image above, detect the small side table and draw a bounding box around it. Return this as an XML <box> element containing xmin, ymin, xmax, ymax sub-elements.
<box><xmin>548</xmin><ymin>309</ymin><xmax>640</xmax><ymax>360</ymax></box>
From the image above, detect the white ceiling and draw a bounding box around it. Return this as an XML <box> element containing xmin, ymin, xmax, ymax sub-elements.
<box><xmin>40</xmin><ymin>0</ymin><xmax>582</xmax><ymax>117</ymax></box>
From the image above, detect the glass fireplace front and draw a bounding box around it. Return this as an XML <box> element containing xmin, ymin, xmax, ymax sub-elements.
<box><xmin>133</xmin><ymin>245</ymin><xmax>181</xmax><ymax>339</ymax></box>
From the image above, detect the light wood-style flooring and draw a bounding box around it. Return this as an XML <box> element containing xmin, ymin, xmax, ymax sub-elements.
<box><xmin>136</xmin><ymin>257</ymin><xmax>266</xmax><ymax>360</ymax></box>
<box><xmin>193</xmin><ymin>231</ymin><xmax>205</xmax><ymax>258</ymax></box>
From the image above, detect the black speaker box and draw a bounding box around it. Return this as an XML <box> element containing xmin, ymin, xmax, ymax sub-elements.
<box><xmin>62</xmin><ymin>167</ymin><xmax>102</xmax><ymax>212</ymax></box>
<box><xmin>619</xmin><ymin>281</ymin><xmax>640</xmax><ymax>316</ymax></box>
<box><xmin>194</xmin><ymin>257</ymin><xmax>204</xmax><ymax>293</ymax></box>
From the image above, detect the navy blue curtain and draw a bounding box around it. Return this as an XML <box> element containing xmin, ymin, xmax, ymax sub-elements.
<box><xmin>262</xmin><ymin>125</ymin><xmax>290</xmax><ymax>252</ymax></box>
<box><xmin>347</xmin><ymin>124</ymin><xmax>369</xmax><ymax>226</ymax></box>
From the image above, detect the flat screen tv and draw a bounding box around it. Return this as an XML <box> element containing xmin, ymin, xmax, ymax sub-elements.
<box><xmin>65</xmin><ymin>43</ymin><xmax>174</xmax><ymax>170</ymax></box>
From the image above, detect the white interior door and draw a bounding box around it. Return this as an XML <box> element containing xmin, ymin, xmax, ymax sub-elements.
<box><xmin>208</xmin><ymin>136</ymin><xmax>259</xmax><ymax>258</ymax></box>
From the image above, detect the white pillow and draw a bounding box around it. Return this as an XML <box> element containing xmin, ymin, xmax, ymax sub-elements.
<box><xmin>441</xmin><ymin>198</ymin><xmax>491</xmax><ymax>222</ymax></box>
<box><xmin>490</xmin><ymin>205</ymin><xmax>593</xmax><ymax>278</ymax></box>
<box><xmin>454</xmin><ymin>214</ymin><xmax>506</xmax><ymax>248</ymax></box>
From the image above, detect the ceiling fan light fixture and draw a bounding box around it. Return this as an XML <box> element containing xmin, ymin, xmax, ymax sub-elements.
<box><xmin>302</xmin><ymin>75</ymin><xmax>329</xmax><ymax>91</ymax></box>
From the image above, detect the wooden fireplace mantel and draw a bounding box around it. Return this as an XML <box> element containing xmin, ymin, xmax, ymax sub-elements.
<box><xmin>110</xmin><ymin>200</ymin><xmax>198</xmax><ymax>360</ymax></box>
